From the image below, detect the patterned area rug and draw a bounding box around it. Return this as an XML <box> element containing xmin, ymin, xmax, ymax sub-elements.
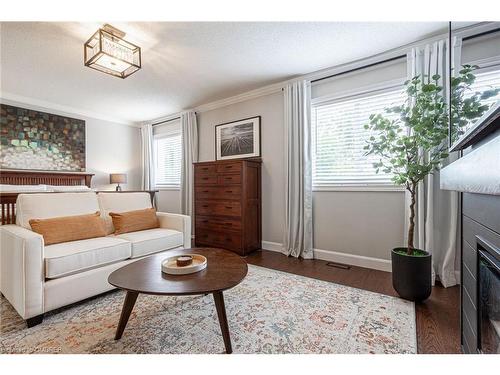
<box><xmin>0</xmin><ymin>265</ymin><xmax>416</xmax><ymax>354</ymax></box>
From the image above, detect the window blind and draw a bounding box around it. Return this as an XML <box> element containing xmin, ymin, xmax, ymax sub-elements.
<box><xmin>312</xmin><ymin>86</ymin><xmax>406</xmax><ymax>187</ymax></box>
<box><xmin>154</xmin><ymin>131</ymin><xmax>182</xmax><ymax>188</ymax></box>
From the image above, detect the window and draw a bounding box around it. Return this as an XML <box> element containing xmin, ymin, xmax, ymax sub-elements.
<box><xmin>154</xmin><ymin>127</ymin><xmax>182</xmax><ymax>189</ymax></box>
<box><xmin>455</xmin><ymin>66</ymin><xmax>500</xmax><ymax>142</ymax></box>
<box><xmin>312</xmin><ymin>85</ymin><xmax>406</xmax><ymax>189</ymax></box>
<box><xmin>467</xmin><ymin>67</ymin><xmax>500</xmax><ymax>108</ymax></box>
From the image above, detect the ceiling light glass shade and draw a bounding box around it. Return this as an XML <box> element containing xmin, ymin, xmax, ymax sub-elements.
<box><xmin>84</xmin><ymin>25</ymin><xmax>141</xmax><ymax>79</ymax></box>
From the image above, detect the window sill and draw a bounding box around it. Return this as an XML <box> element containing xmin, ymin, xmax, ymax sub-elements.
<box><xmin>156</xmin><ymin>186</ymin><xmax>180</xmax><ymax>191</ymax></box>
<box><xmin>313</xmin><ymin>185</ymin><xmax>405</xmax><ymax>192</ymax></box>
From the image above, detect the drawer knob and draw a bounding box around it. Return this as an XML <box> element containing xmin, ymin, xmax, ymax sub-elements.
<box><xmin>203</xmin><ymin>190</ymin><xmax>209</xmax><ymax>193</ymax></box>
<box><xmin>225</xmin><ymin>206</ymin><xmax>233</xmax><ymax>209</ymax></box>
<box><xmin>226</xmin><ymin>166</ymin><xmax>233</xmax><ymax>169</ymax></box>
<box><xmin>203</xmin><ymin>205</ymin><xmax>209</xmax><ymax>208</ymax></box>
<box><xmin>203</xmin><ymin>177</ymin><xmax>209</xmax><ymax>180</ymax></box>
<box><xmin>226</xmin><ymin>190</ymin><xmax>233</xmax><ymax>193</ymax></box>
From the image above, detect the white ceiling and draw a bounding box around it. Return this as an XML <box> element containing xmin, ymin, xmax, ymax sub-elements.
<box><xmin>0</xmin><ymin>22</ymin><xmax>447</xmax><ymax>124</ymax></box>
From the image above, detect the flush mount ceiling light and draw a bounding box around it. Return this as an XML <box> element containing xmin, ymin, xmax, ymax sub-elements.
<box><xmin>84</xmin><ymin>24</ymin><xmax>141</xmax><ymax>79</ymax></box>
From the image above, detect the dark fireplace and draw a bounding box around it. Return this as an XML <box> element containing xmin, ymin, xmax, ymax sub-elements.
<box><xmin>477</xmin><ymin>237</ymin><xmax>500</xmax><ymax>354</ymax></box>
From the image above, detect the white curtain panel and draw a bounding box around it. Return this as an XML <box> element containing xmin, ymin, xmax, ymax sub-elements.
<box><xmin>406</xmin><ymin>40</ymin><xmax>460</xmax><ymax>287</ymax></box>
<box><xmin>282</xmin><ymin>80</ymin><xmax>313</xmax><ymax>259</ymax></box>
<box><xmin>140</xmin><ymin>123</ymin><xmax>155</xmax><ymax>191</ymax></box>
<box><xmin>180</xmin><ymin>110</ymin><xmax>199</xmax><ymax>217</ymax></box>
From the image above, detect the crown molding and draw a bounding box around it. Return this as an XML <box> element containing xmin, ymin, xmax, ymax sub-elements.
<box><xmin>0</xmin><ymin>92</ymin><xmax>140</xmax><ymax>127</ymax></box>
<box><xmin>141</xmin><ymin>112</ymin><xmax>182</xmax><ymax>126</ymax></box>
<box><xmin>145</xmin><ymin>80</ymin><xmax>287</xmax><ymax>124</ymax></box>
<box><xmin>155</xmin><ymin>25</ymin><xmax>457</xmax><ymax>119</ymax></box>
<box><xmin>194</xmin><ymin>81</ymin><xmax>286</xmax><ymax>113</ymax></box>
<box><xmin>190</xmin><ymin>47</ymin><xmax>406</xmax><ymax>114</ymax></box>
<box><xmin>9</xmin><ymin>22</ymin><xmax>494</xmax><ymax>128</ymax></box>
<box><xmin>455</xmin><ymin>21</ymin><xmax>499</xmax><ymax>39</ymax></box>
<box><xmin>192</xmin><ymin>22</ymin><xmax>495</xmax><ymax>117</ymax></box>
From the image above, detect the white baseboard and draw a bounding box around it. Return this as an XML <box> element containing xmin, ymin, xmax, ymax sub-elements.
<box><xmin>313</xmin><ymin>248</ymin><xmax>392</xmax><ymax>272</ymax></box>
<box><xmin>261</xmin><ymin>241</ymin><xmax>392</xmax><ymax>272</ymax></box>
<box><xmin>261</xmin><ymin>241</ymin><xmax>283</xmax><ymax>252</ymax></box>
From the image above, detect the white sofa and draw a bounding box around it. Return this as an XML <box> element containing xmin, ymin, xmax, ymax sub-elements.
<box><xmin>0</xmin><ymin>191</ymin><xmax>191</xmax><ymax>327</ymax></box>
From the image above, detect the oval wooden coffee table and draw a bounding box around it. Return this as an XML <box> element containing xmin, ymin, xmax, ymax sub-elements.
<box><xmin>108</xmin><ymin>247</ymin><xmax>248</xmax><ymax>354</ymax></box>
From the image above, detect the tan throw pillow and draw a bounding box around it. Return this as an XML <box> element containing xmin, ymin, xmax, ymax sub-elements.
<box><xmin>29</xmin><ymin>212</ymin><xmax>106</xmax><ymax>246</ymax></box>
<box><xmin>109</xmin><ymin>208</ymin><xmax>159</xmax><ymax>235</ymax></box>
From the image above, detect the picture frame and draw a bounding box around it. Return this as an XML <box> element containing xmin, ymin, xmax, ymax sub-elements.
<box><xmin>215</xmin><ymin>116</ymin><xmax>261</xmax><ymax>160</ymax></box>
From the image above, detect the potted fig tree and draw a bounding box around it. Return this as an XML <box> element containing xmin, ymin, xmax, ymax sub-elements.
<box><xmin>364</xmin><ymin>65</ymin><xmax>499</xmax><ymax>301</ymax></box>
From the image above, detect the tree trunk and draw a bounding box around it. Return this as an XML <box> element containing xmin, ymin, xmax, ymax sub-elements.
<box><xmin>407</xmin><ymin>184</ymin><xmax>416</xmax><ymax>256</ymax></box>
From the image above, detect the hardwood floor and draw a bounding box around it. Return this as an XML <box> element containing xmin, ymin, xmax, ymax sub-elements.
<box><xmin>245</xmin><ymin>249</ymin><xmax>461</xmax><ymax>354</ymax></box>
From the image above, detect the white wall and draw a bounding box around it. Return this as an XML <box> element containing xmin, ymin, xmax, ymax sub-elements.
<box><xmin>85</xmin><ymin>119</ymin><xmax>141</xmax><ymax>190</ymax></box>
<box><xmin>198</xmin><ymin>92</ymin><xmax>285</xmax><ymax>243</ymax></box>
<box><xmin>313</xmin><ymin>191</ymin><xmax>405</xmax><ymax>259</ymax></box>
<box><xmin>0</xmin><ymin>99</ymin><xmax>142</xmax><ymax>190</ymax></box>
<box><xmin>156</xmin><ymin>34</ymin><xmax>500</xmax><ymax>265</ymax></box>
<box><xmin>196</xmin><ymin>64</ymin><xmax>407</xmax><ymax>262</ymax></box>
<box><xmin>157</xmin><ymin>190</ymin><xmax>181</xmax><ymax>213</ymax></box>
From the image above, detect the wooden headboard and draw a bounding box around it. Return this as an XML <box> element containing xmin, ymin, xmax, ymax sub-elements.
<box><xmin>0</xmin><ymin>170</ymin><xmax>94</xmax><ymax>225</ymax></box>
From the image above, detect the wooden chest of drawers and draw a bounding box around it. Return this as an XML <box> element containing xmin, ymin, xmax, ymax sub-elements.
<box><xmin>194</xmin><ymin>159</ymin><xmax>261</xmax><ymax>255</ymax></box>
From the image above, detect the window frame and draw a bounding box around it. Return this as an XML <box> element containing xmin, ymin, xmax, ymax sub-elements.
<box><xmin>153</xmin><ymin>128</ymin><xmax>182</xmax><ymax>191</ymax></box>
<box><xmin>311</xmin><ymin>78</ymin><xmax>407</xmax><ymax>192</ymax></box>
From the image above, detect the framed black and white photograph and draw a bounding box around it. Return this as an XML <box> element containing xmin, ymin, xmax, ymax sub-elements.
<box><xmin>215</xmin><ymin>116</ymin><xmax>261</xmax><ymax>160</ymax></box>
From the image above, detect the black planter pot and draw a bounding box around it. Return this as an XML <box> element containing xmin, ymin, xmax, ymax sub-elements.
<box><xmin>391</xmin><ymin>248</ymin><xmax>432</xmax><ymax>302</ymax></box>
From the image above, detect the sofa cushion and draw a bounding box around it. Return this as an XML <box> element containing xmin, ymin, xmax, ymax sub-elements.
<box><xmin>16</xmin><ymin>192</ymin><xmax>100</xmax><ymax>230</ymax></box>
<box><xmin>98</xmin><ymin>192</ymin><xmax>153</xmax><ymax>235</ymax></box>
<box><xmin>110</xmin><ymin>208</ymin><xmax>160</xmax><ymax>234</ymax></box>
<box><xmin>115</xmin><ymin>228</ymin><xmax>183</xmax><ymax>258</ymax></box>
<box><xmin>29</xmin><ymin>212</ymin><xmax>106</xmax><ymax>245</ymax></box>
<box><xmin>44</xmin><ymin>237</ymin><xmax>131</xmax><ymax>279</ymax></box>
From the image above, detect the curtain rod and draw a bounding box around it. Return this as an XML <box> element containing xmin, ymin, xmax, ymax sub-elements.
<box><xmin>310</xmin><ymin>27</ymin><xmax>499</xmax><ymax>86</ymax></box>
<box><xmin>310</xmin><ymin>55</ymin><xmax>407</xmax><ymax>84</ymax></box>
<box><xmin>462</xmin><ymin>27</ymin><xmax>500</xmax><ymax>42</ymax></box>
<box><xmin>152</xmin><ymin>117</ymin><xmax>180</xmax><ymax>127</ymax></box>
<box><xmin>151</xmin><ymin>111</ymin><xmax>198</xmax><ymax>126</ymax></box>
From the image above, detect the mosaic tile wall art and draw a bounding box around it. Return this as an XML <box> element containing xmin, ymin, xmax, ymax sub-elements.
<box><xmin>0</xmin><ymin>104</ymin><xmax>86</xmax><ymax>171</ymax></box>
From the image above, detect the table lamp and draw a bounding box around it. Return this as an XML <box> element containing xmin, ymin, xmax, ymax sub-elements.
<box><xmin>110</xmin><ymin>173</ymin><xmax>127</xmax><ymax>191</ymax></box>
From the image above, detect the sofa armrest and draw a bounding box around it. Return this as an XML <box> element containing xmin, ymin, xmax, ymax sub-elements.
<box><xmin>0</xmin><ymin>225</ymin><xmax>44</xmax><ymax>319</ymax></box>
<box><xmin>156</xmin><ymin>212</ymin><xmax>191</xmax><ymax>248</ymax></box>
